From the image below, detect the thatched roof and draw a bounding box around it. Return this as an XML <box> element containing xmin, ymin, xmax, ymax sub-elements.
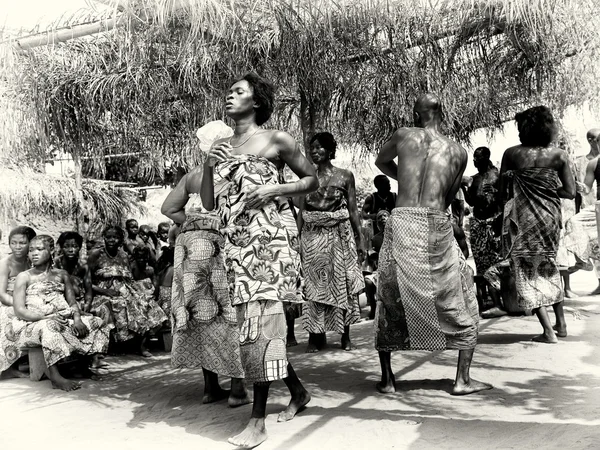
<box><xmin>0</xmin><ymin>167</ymin><xmax>146</xmax><ymax>231</ymax></box>
<box><xmin>1</xmin><ymin>0</ymin><xmax>599</xmax><ymax>180</ymax></box>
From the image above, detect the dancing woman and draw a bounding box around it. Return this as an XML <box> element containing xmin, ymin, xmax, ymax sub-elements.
<box><xmin>204</xmin><ymin>73</ymin><xmax>318</xmax><ymax>447</ymax></box>
<box><xmin>161</xmin><ymin>166</ymin><xmax>250</xmax><ymax>406</ymax></box>
<box><xmin>298</xmin><ymin>132</ymin><xmax>364</xmax><ymax>353</ymax></box>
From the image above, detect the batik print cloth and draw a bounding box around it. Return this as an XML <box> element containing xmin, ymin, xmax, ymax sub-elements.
<box><xmin>170</xmin><ymin>195</ymin><xmax>244</xmax><ymax>377</ymax></box>
<box><xmin>502</xmin><ymin>168</ymin><xmax>563</xmax><ymax>309</ymax></box>
<box><xmin>0</xmin><ymin>280</ymin><xmax>112</xmax><ymax>371</ymax></box>
<box><xmin>375</xmin><ymin>208</ymin><xmax>479</xmax><ymax>352</ymax></box>
<box><xmin>92</xmin><ymin>249</ymin><xmax>167</xmax><ymax>342</ymax></box>
<box><xmin>469</xmin><ymin>214</ymin><xmax>502</xmax><ymax>275</ymax></box>
<box><xmin>301</xmin><ymin>207</ymin><xmax>363</xmax><ymax>334</ymax></box>
<box><xmin>157</xmin><ymin>286</ymin><xmax>171</xmax><ymax>329</ymax></box>
<box><xmin>214</xmin><ymin>154</ymin><xmax>304</xmax><ymax>382</ymax></box>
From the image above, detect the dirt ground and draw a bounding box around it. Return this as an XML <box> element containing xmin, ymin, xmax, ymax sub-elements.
<box><xmin>1</xmin><ymin>270</ymin><xmax>600</xmax><ymax>450</ymax></box>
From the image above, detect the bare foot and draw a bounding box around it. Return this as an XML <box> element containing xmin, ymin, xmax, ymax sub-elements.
<box><xmin>341</xmin><ymin>336</ymin><xmax>352</xmax><ymax>351</ymax></box>
<box><xmin>91</xmin><ymin>355</ymin><xmax>109</xmax><ymax>369</ymax></box>
<box><xmin>51</xmin><ymin>377</ymin><xmax>82</xmax><ymax>392</ymax></box>
<box><xmin>140</xmin><ymin>350</ymin><xmax>153</xmax><ymax>358</ymax></box>
<box><xmin>0</xmin><ymin>367</ymin><xmax>29</xmax><ymax>380</ymax></box>
<box><xmin>564</xmin><ymin>289</ymin><xmax>577</xmax><ymax>299</ymax></box>
<box><xmin>277</xmin><ymin>390</ymin><xmax>311</xmax><ymax>422</ymax></box>
<box><xmin>228</xmin><ymin>392</ymin><xmax>252</xmax><ymax>408</ymax></box>
<box><xmin>553</xmin><ymin>325</ymin><xmax>568</xmax><ymax>338</ymax></box>
<box><xmin>376</xmin><ymin>375</ymin><xmax>396</xmax><ymax>394</ymax></box>
<box><xmin>532</xmin><ymin>333</ymin><xmax>558</xmax><ymax>343</ymax></box>
<box><xmin>452</xmin><ymin>379</ymin><xmax>493</xmax><ymax>396</ymax></box>
<box><xmin>481</xmin><ymin>307</ymin><xmax>507</xmax><ymax>319</ymax></box>
<box><xmin>228</xmin><ymin>417</ymin><xmax>267</xmax><ymax>448</ymax></box>
<box><xmin>203</xmin><ymin>386</ymin><xmax>230</xmax><ymax>404</ymax></box>
<box><xmin>305</xmin><ymin>343</ymin><xmax>319</xmax><ymax>353</ymax></box>
<box><xmin>590</xmin><ymin>285</ymin><xmax>600</xmax><ymax>296</ymax></box>
<box><xmin>286</xmin><ymin>337</ymin><xmax>298</xmax><ymax>348</ymax></box>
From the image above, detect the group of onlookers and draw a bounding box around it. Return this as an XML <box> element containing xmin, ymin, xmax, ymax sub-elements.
<box><xmin>0</xmin><ymin>219</ymin><xmax>176</xmax><ymax>390</ymax></box>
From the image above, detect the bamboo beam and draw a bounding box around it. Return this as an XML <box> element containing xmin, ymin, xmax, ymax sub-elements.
<box><xmin>7</xmin><ymin>17</ymin><xmax>123</xmax><ymax>50</ymax></box>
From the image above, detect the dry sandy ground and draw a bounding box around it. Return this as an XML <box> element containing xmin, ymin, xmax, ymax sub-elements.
<box><xmin>1</xmin><ymin>271</ymin><xmax>600</xmax><ymax>450</ymax></box>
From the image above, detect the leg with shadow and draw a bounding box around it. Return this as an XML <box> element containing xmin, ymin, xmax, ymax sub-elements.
<box><xmin>278</xmin><ymin>362</ymin><xmax>311</xmax><ymax>422</ymax></box>
<box><xmin>561</xmin><ymin>271</ymin><xmax>576</xmax><ymax>298</ymax></box>
<box><xmin>451</xmin><ymin>349</ymin><xmax>493</xmax><ymax>396</ymax></box>
<box><xmin>552</xmin><ymin>301</ymin><xmax>567</xmax><ymax>337</ymax></box>
<box><xmin>46</xmin><ymin>363</ymin><xmax>81</xmax><ymax>392</ymax></box>
<box><xmin>229</xmin><ymin>377</ymin><xmax>252</xmax><ymax>407</ymax></box>
<box><xmin>532</xmin><ymin>307</ymin><xmax>558</xmax><ymax>343</ymax></box>
<box><xmin>364</xmin><ymin>277</ymin><xmax>377</xmax><ymax>320</ymax></box>
<box><xmin>229</xmin><ymin>382</ymin><xmax>270</xmax><ymax>448</ymax></box>
<box><xmin>376</xmin><ymin>350</ymin><xmax>396</xmax><ymax>393</ymax></box>
<box><xmin>286</xmin><ymin>318</ymin><xmax>297</xmax><ymax>347</ymax></box>
<box><xmin>202</xmin><ymin>368</ymin><xmax>229</xmax><ymax>404</ymax></box>
<box><xmin>341</xmin><ymin>325</ymin><xmax>352</xmax><ymax>351</ymax></box>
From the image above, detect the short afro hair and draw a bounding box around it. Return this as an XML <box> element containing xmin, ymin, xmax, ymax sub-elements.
<box><xmin>310</xmin><ymin>132</ymin><xmax>338</xmax><ymax>159</ymax></box>
<box><xmin>515</xmin><ymin>106</ymin><xmax>557</xmax><ymax>148</ymax></box>
<box><xmin>57</xmin><ymin>231</ymin><xmax>84</xmax><ymax>249</ymax></box>
<box><xmin>103</xmin><ymin>225</ymin><xmax>125</xmax><ymax>242</ymax></box>
<box><xmin>8</xmin><ymin>226</ymin><xmax>36</xmax><ymax>243</ymax></box>
<box><xmin>374</xmin><ymin>175</ymin><xmax>390</xmax><ymax>189</ymax></box>
<box><xmin>474</xmin><ymin>146</ymin><xmax>491</xmax><ymax>159</ymax></box>
<box><xmin>236</xmin><ymin>72</ymin><xmax>275</xmax><ymax>126</ymax></box>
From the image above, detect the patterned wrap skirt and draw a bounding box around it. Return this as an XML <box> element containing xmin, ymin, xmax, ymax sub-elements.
<box><xmin>170</xmin><ymin>226</ymin><xmax>244</xmax><ymax>378</ymax></box>
<box><xmin>301</xmin><ymin>209</ymin><xmax>364</xmax><ymax>334</ymax></box>
<box><xmin>375</xmin><ymin>208</ymin><xmax>479</xmax><ymax>352</ymax></box>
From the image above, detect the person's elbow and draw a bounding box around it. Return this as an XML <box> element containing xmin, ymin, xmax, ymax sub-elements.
<box><xmin>160</xmin><ymin>202</ymin><xmax>175</xmax><ymax>218</ymax></box>
<box><xmin>565</xmin><ymin>186</ymin><xmax>576</xmax><ymax>200</ymax></box>
<box><xmin>307</xmin><ymin>176</ymin><xmax>319</xmax><ymax>192</ymax></box>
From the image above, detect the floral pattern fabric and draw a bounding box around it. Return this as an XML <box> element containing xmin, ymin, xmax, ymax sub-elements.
<box><xmin>214</xmin><ymin>154</ymin><xmax>303</xmax><ymax>306</ymax></box>
<box><xmin>92</xmin><ymin>249</ymin><xmax>167</xmax><ymax>341</ymax></box>
<box><xmin>0</xmin><ymin>280</ymin><xmax>112</xmax><ymax>371</ymax></box>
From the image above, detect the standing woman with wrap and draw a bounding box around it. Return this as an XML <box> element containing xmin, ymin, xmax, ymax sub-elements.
<box><xmin>298</xmin><ymin>132</ymin><xmax>364</xmax><ymax>353</ymax></box>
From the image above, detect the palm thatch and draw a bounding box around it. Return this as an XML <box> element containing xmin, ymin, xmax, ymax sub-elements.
<box><xmin>1</xmin><ymin>0</ymin><xmax>599</xmax><ymax>181</ymax></box>
<box><xmin>0</xmin><ymin>167</ymin><xmax>146</xmax><ymax>232</ymax></box>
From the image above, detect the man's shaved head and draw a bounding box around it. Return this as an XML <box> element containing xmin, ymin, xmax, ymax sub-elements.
<box><xmin>413</xmin><ymin>93</ymin><xmax>443</xmax><ymax>127</ymax></box>
<box><xmin>587</xmin><ymin>128</ymin><xmax>600</xmax><ymax>141</ymax></box>
<box><xmin>588</xmin><ymin>128</ymin><xmax>600</xmax><ymax>152</ymax></box>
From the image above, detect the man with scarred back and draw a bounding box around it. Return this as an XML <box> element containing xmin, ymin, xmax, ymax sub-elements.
<box><xmin>374</xmin><ymin>93</ymin><xmax>492</xmax><ymax>396</ymax></box>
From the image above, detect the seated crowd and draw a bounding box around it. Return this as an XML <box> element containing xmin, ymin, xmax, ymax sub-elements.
<box><xmin>0</xmin><ymin>220</ymin><xmax>175</xmax><ymax>390</ymax></box>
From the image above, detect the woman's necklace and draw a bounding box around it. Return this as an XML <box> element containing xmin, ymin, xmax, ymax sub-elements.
<box><xmin>230</xmin><ymin>128</ymin><xmax>259</xmax><ymax>149</ymax></box>
<box><xmin>104</xmin><ymin>244</ymin><xmax>119</xmax><ymax>260</ymax></box>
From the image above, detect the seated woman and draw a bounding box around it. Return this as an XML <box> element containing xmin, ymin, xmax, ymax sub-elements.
<box><xmin>87</xmin><ymin>225</ymin><xmax>167</xmax><ymax>357</ymax></box>
<box><xmin>55</xmin><ymin>232</ymin><xmax>92</xmax><ymax>311</ymax></box>
<box><xmin>1</xmin><ymin>235</ymin><xmax>112</xmax><ymax>391</ymax></box>
<box><xmin>153</xmin><ymin>246</ymin><xmax>174</xmax><ymax>329</ymax></box>
<box><xmin>0</xmin><ymin>226</ymin><xmax>36</xmax><ymax>379</ymax></box>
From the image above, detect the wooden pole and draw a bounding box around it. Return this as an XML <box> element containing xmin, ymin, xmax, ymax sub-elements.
<box><xmin>7</xmin><ymin>17</ymin><xmax>123</xmax><ymax>50</ymax></box>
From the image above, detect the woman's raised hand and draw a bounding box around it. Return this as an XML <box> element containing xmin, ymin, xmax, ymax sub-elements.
<box><xmin>207</xmin><ymin>142</ymin><xmax>232</xmax><ymax>167</ymax></box>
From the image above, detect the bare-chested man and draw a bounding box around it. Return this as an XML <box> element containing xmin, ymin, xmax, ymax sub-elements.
<box><xmin>374</xmin><ymin>93</ymin><xmax>492</xmax><ymax>396</ymax></box>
